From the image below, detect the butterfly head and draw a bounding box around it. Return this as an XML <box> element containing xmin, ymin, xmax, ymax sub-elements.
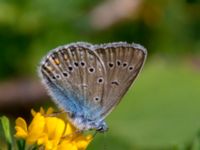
<box><xmin>96</xmin><ymin>121</ymin><xmax>108</xmax><ymax>133</ymax></box>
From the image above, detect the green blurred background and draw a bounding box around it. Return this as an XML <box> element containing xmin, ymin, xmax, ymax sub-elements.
<box><xmin>0</xmin><ymin>0</ymin><xmax>200</xmax><ymax>149</ymax></box>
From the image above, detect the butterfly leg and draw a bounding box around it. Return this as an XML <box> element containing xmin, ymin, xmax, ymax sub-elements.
<box><xmin>45</xmin><ymin>109</ymin><xmax>66</xmax><ymax>117</ymax></box>
<box><xmin>61</xmin><ymin>130</ymin><xmax>84</xmax><ymax>139</ymax></box>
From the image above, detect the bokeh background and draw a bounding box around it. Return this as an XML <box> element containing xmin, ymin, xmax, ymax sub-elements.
<box><xmin>0</xmin><ymin>0</ymin><xmax>200</xmax><ymax>149</ymax></box>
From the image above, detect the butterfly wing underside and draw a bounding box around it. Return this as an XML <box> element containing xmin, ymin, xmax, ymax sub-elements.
<box><xmin>39</xmin><ymin>42</ymin><xmax>147</xmax><ymax>125</ymax></box>
<box><xmin>95</xmin><ymin>42</ymin><xmax>147</xmax><ymax>118</ymax></box>
<box><xmin>39</xmin><ymin>42</ymin><xmax>108</xmax><ymax>120</ymax></box>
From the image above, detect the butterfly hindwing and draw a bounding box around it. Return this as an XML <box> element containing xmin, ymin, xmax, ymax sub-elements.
<box><xmin>95</xmin><ymin>42</ymin><xmax>147</xmax><ymax>118</ymax></box>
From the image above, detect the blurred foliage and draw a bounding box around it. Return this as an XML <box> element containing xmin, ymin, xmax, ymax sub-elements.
<box><xmin>0</xmin><ymin>0</ymin><xmax>200</xmax><ymax>149</ymax></box>
<box><xmin>0</xmin><ymin>0</ymin><xmax>200</xmax><ymax>79</ymax></box>
<box><xmin>87</xmin><ymin>59</ymin><xmax>200</xmax><ymax>150</ymax></box>
<box><xmin>0</xmin><ymin>116</ymin><xmax>12</xmax><ymax>150</ymax></box>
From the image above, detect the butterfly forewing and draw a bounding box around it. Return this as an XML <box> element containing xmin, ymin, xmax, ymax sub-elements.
<box><xmin>95</xmin><ymin>42</ymin><xmax>147</xmax><ymax>118</ymax></box>
<box><xmin>39</xmin><ymin>42</ymin><xmax>107</xmax><ymax>118</ymax></box>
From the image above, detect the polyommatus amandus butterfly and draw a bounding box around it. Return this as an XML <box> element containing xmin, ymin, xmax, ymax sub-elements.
<box><xmin>38</xmin><ymin>42</ymin><xmax>147</xmax><ymax>132</ymax></box>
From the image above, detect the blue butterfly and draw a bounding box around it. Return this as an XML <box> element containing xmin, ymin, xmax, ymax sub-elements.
<box><xmin>38</xmin><ymin>42</ymin><xmax>147</xmax><ymax>132</ymax></box>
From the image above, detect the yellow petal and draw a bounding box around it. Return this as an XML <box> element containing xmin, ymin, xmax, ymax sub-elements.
<box><xmin>31</xmin><ymin>109</ymin><xmax>36</xmax><ymax>117</ymax></box>
<box><xmin>40</xmin><ymin>107</ymin><xmax>45</xmax><ymax>115</ymax></box>
<box><xmin>76</xmin><ymin>141</ymin><xmax>90</xmax><ymax>150</ymax></box>
<box><xmin>41</xmin><ymin>117</ymin><xmax>65</xmax><ymax>149</ymax></box>
<box><xmin>15</xmin><ymin>126</ymin><xmax>28</xmax><ymax>138</ymax></box>
<box><xmin>28</xmin><ymin>113</ymin><xmax>45</xmax><ymax>133</ymax></box>
<box><xmin>44</xmin><ymin>117</ymin><xmax>65</xmax><ymax>140</ymax></box>
<box><xmin>27</xmin><ymin>113</ymin><xmax>45</xmax><ymax>144</ymax></box>
<box><xmin>57</xmin><ymin>140</ymin><xmax>78</xmax><ymax>150</ymax></box>
<box><xmin>37</xmin><ymin>134</ymin><xmax>47</xmax><ymax>145</ymax></box>
<box><xmin>38</xmin><ymin>134</ymin><xmax>58</xmax><ymax>150</ymax></box>
<box><xmin>46</xmin><ymin>107</ymin><xmax>54</xmax><ymax>115</ymax></box>
<box><xmin>45</xmin><ymin>140</ymin><xmax>54</xmax><ymax>150</ymax></box>
<box><xmin>75</xmin><ymin>135</ymin><xmax>93</xmax><ymax>149</ymax></box>
<box><xmin>64</xmin><ymin>122</ymin><xmax>76</xmax><ymax>136</ymax></box>
<box><xmin>15</xmin><ymin>117</ymin><xmax>28</xmax><ymax>132</ymax></box>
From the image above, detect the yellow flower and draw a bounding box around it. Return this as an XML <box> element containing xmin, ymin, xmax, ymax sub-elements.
<box><xmin>15</xmin><ymin>113</ymin><xmax>45</xmax><ymax>144</ymax></box>
<box><xmin>15</xmin><ymin>107</ymin><xmax>93</xmax><ymax>150</ymax></box>
<box><xmin>75</xmin><ymin>135</ymin><xmax>93</xmax><ymax>150</ymax></box>
<box><xmin>38</xmin><ymin>117</ymin><xmax>65</xmax><ymax>150</ymax></box>
<box><xmin>15</xmin><ymin>117</ymin><xmax>28</xmax><ymax>138</ymax></box>
<box><xmin>57</xmin><ymin>123</ymin><xmax>93</xmax><ymax>150</ymax></box>
<box><xmin>31</xmin><ymin>107</ymin><xmax>54</xmax><ymax>116</ymax></box>
<box><xmin>57</xmin><ymin>140</ymin><xmax>78</xmax><ymax>150</ymax></box>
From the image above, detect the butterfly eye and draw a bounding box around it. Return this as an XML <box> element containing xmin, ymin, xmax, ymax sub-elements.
<box><xmin>97</xmin><ymin>77</ymin><xmax>104</xmax><ymax>84</ymax></box>
<box><xmin>88</xmin><ymin>67</ymin><xmax>95</xmax><ymax>73</ymax></box>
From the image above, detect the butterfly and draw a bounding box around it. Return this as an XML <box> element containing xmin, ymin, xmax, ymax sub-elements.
<box><xmin>38</xmin><ymin>42</ymin><xmax>147</xmax><ymax>132</ymax></box>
